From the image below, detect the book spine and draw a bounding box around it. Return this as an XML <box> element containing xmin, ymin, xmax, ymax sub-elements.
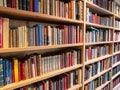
<box><xmin>0</xmin><ymin>17</ymin><xmax>3</xmax><ymax>48</ymax></box>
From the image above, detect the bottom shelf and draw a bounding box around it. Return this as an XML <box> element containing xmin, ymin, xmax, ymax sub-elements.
<box><xmin>1</xmin><ymin>64</ymin><xmax>82</xmax><ymax>90</ymax></box>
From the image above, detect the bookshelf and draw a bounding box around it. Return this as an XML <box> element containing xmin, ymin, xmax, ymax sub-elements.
<box><xmin>0</xmin><ymin>0</ymin><xmax>120</xmax><ymax>90</ymax></box>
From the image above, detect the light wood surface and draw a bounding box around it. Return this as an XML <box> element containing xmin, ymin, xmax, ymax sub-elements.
<box><xmin>85</xmin><ymin>55</ymin><xmax>112</xmax><ymax>65</ymax></box>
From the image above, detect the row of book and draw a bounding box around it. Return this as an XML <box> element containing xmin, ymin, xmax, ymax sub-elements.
<box><xmin>0</xmin><ymin>49</ymin><xmax>82</xmax><ymax>87</ymax></box>
<box><xmin>114</xmin><ymin>31</ymin><xmax>120</xmax><ymax>41</ymax></box>
<box><xmin>115</xmin><ymin>20</ymin><xmax>120</xmax><ymax>29</ymax></box>
<box><xmin>86</xmin><ymin>28</ymin><xmax>112</xmax><ymax>43</ymax></box>
<box><xmin>113</xmin><ymin>54</ymin><xmax>120</xmax><ymax>65</ymax></box>
<box><xmin>112</xmin><ymin>65</ymin><xmax>120</xmax><ymax>76</ymax></box>
<box><xmin>85</xmin><ymin>58</ymin><xmax>111</xmax><ymax>80</ymax></box>
<box><xmin>113</xmin><ymin>75</ymin><xmax>120</xmax><ymax>88</ymax></box>
<box><xmin>86</xmin><ymin>8</ymin><xmax>112</xmax><ymax>26</ymax></box>
<box><xmin>10</xmin><ymin>24</ymin><xmax>83</xmax><ymax>47</ymax></box>
<box><xmin>114</xmin><ymin>43</ymin><xmax>120</xmax><ymax>52</ymax></box>
<box><xmin>0</xmin><ymin>17</ymin><xmax>83</xmax><ymax>48</ymax></box>
<box><xmin>87</xmin><ymin>0</ymin><xmax>114</xmax><ymax>12</ymax></box>
<box><xmin>84</xmin><ymin>71</ymin><xmax>110</xmax><ymax>90</ymax></box>
<box><xmin>0</xmin><ymin>0</ymin><xmax>83</xmax><ymax>20</ymax></box>
<box><xmin>16</xmin><ymin>69</ymin><xmax>82</xmax><ymax>90</ymax></box>
<box><xmin>114</xmin><ymin>1</ymin><xmax>120</xmax><ymax>16</ymax></box>
<box><xmin>85</xmin><ymin>45</ymin><xmax>110</xmax><ymax>61</ymax></box>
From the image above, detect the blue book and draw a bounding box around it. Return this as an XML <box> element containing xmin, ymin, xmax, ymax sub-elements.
<box><xmin>9</xmin><ymin>61</ymin><xmax>12</xmax><ymax>84</ymax></box>
<box><xmin>3</xmin><ymin>60</ymin><xmax>6</xmax><ymax>85</ymax></box>
<box><xmin>34</xmin><ymin>0</ymin><xmax>39</xmax><ymax>12</ymax></box>
<box><xmin>37</xmin><ymin>24</ymin><xmax>42</xmax><ymax>46</ymax></box>
<box><xmin>0</xmin><ymin>58</ymin><xmax>4</xmax><ymax>87</ymax></box>
<box><xmin>5</xmin><ymin>60</ymin><xmax>10</xmax><ymax>85</ymax></box>
<box><xmin>89</xmin><ymin>12</ymin><xmax>92</xmax><ymax>23</ymax></box>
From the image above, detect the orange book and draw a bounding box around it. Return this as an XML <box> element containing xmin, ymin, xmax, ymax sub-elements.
<box><xmin>13</xmin><ymin>58</ymin><xmax>19</xmax><ymax>82</ymax></box>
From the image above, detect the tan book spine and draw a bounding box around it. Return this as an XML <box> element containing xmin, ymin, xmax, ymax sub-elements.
<box><xmin>9</xmin><ymin>29</ymin><xmax>13</xmax><ymax>48</ymax></box>
<box><xmin>16</xmin><ymin>0</ymin><xmax>18</xmax><ymax>9</ymax></box>
<box><xmin>41</xmin><ymin>0</ymin><xmax>43</xmax><ymax>14</ymax></box>
<box><xmin>3</xmin><ymin>18</ymin><xmax>9</xmax><ymax>48</ymax></box>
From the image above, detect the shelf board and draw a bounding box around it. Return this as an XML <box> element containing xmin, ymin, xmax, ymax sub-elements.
<box><xmin>0</xmin><ymin>64</ymin><xmax>82</xmax><ymax>90</ymax></box>
<box><xmin>86</xmin><ymin>1</ymin><xmax>114</xmax><ymax>15</ymax></box>
<box><xmin>114</xmin><ymin>28</ymin><xmax>120</xmax><ymax>31</ymax></box>
<box><xmin>86</xmin><ymin>22</ymin><xmax>113</xmax><ymax>29</ymax></box>
<box><xmin>85</xmin><ymin>55</ymin><xmax>112</xmax><ymax>65</ymax></box>
<box><xmin>114</xmin><ymin>41</ymin><xmax>120</xmax><ymax>43</ymax></box>
<box><xmin>0</xmin><ymin>6</ymin><xmax>83</xmax><ymax>24</ymax></box>
<box><xmin>95</xmin><ymin>81</ymin><xmax>110</xmax><ymax>90</ymax></box>
<box><xmin>115</xmin><ymin>14</ymin><xmax>120</xmax><ymax>20</ymax></box>
<box><xmin>0</xmin><ymin>43</ymin><xmax>83</xmax><ymax>54</ymax></box>
<box><xmin>68</xmin><ymin>84</ymin><xmax>82</xmax><ymax>90</ymax></box>
<box><xmin>113</xmin><ymin>51</ymin><xmax>120</xmax><ymax>55</ymax></box>
<box><xmin>85</xmin><ymin>41</ymin><xmax>113</xmax><ymax>46</ymax></box>
<box><xmin>112</xmin><ymin>61</ymin><xmax>120</xmax><ymax>68</ymax></box>
<box><xmin>84</xmin><ymin>68</ymin><xmax>111</xmax><ymax>85</ymax></box>
<box><xmin>112</xmin><ymin>71</ymin><xmax>120</xmax><ymax>80</ymax></box>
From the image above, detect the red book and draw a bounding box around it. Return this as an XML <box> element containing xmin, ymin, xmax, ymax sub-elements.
<box><xmin>30</xmin><ymin>0</ymin><xmax>33</xmax><ymax>11</ymax></box>
<box><xmin>76</xmin><ymin>26</ymin><xmax>80</xmax><ymax>43</ymax></box>
<box><xmin>18</xmin><ymin>61</ymin><xmax>21</xmax><ymax>81</ymax></box>
<box><xmin>88</xmin><ymin>47</ymin><xmax>91</xmax><ymax>60</ymax></box>
<box><xmin>21</xmin><ymin>62</ymin><xmax>25</xmax><ymax>80</ymax></box>
<box><xmin>0</xmin><ymin>17</ymin><xmax>3</xmax><ymax>48</ymax></box>
<box><xmin>64</xmin><ymin>76</ymin><xmax>67</xmax><ymax>90</ymax></box>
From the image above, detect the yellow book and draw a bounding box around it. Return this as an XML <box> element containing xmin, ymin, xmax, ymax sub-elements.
<box><xmin>41</xmin><ymin>0</ymin><xmax>43</xmax><ymax>14</ymax></box>
<box><xmin>3</xmin><ymin>18</ymin><xmax>9</xmax><ymax>48</ymax></box>
<box><xmin>13</xmin><ymin>58</ymin><xmax>19</xmax><ymax>82</ymax></box>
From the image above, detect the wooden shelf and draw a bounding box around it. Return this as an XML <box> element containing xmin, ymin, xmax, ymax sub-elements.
<box><xmin>68</xmin><ymin>84</ymin><xmax>82</xmax><ymax>90</ymax></box>
<box><xmin>115</xmin><ymin>14</ymin><xmax>120</xmax><ymax>20</ymax></box>
<box><xmin>112</xmin><ymin>61</ymin><xmax>120</xmax><ymax>68</ymax></box>
<box><xmin>0</xmin><ymin>64</ymin><xmax>82</xmax><ymax>90</ymax></box>
<box><xmin>85</xmin><ymin>41</ymin><xmax>113</xmax><ymax>46</ymax></box>
<box><xmin>86</xmin><ymin>1</ymin><xmax>114</xmax><ymax>15</ymax></box>
<box><xmin>84</xmin><ymin>68</ymin><xmax>111</xmax><ymax>85</ymax></box>
<box><xmin>0</xmin><ymin>6</ymin><xmax>83</xmax><ymax>24</ymax></box>
<box><xmin>85</xmin><ymin>55</ymin><xmax>112</xmax><ymax>65</ymax></box>
<box><xmin>114</xmin><ymin>41</ymin><xmax>120</xmax><ymax>43</ymax></box>
<box><xmin>86</xmin><ymin>22</ymin><xmax>114</xmax><ymax>29</ymax></box>
<box><xmin>112</xmin><ymin>71</ymin><xmax>120</xmax><ymax>80</ymax></box>
<box><xmin>113</xmin><ymin>51</ymin><xmax>120</xmax><ymax>55</ymax></box>
<box><xmin>95</xmin><ymin>81</ymin><xmax>110</xmax><ymax>90</ymax></box>
<box><xmin>0</xmin><ymin>43</ymin><xmax>83</xmax><ymax>54</ymax></box>
<box><xmin>114</xmin><ymin>28</ymin><xmax>120</xmax><ymax>31</ymax></box>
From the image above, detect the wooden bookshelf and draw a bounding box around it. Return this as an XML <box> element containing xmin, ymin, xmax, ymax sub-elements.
<box><xmin>0</xmin><ymin>64</ymin><xmax>82</xmax><ymax>90</ymax></box>
<box><xmin>86</xmin><ymin>22</ymin><xmax>114</xmax><ymax>29</ymax></box>
<box><xmin>85</xmin><ymin>55</ymin><xmax>112</xmax><ymax>65</ymax></box>
<box><xmin>95</xmin><ymin>81</ymin><xmax>110</xmax><ymax>90</ymax></box>
<box><xmin>84</xmin><ymin>68</ymin><xmax>111</xmax><ymax>85</ymax></box>
<box><xmin>0</xmin><ymin>0</ymin><xmax>120</xmax><ymax>90</ymax></box>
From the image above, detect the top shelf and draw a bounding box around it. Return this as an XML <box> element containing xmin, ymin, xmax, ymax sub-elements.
<box><xmin>86</xmin><ymin>1</ymin><xmax>114</xmax><ymax>15</ymax></box>
<box><xmin>0</xmin><ymin>6</ymin><xmax>83</xmax><ymax>24</ymax></box>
